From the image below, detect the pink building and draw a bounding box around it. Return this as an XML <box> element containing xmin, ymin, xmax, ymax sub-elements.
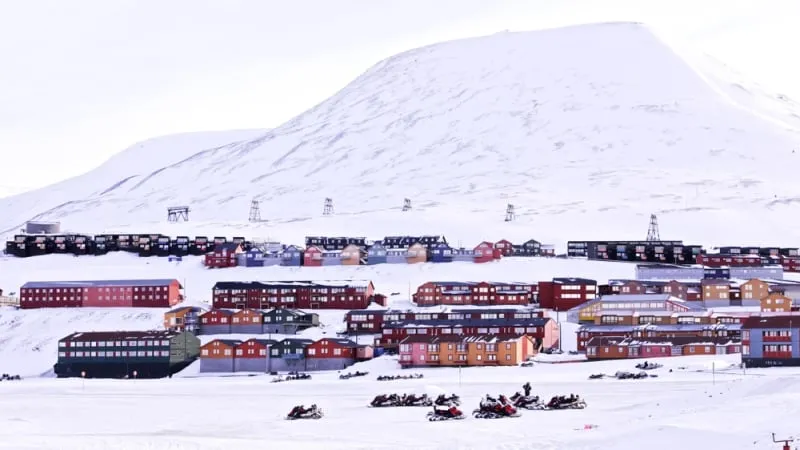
<box><xmin>398</xmin><ymin>335</ymin><xmax>430</xmax><ymax>367</ymax></box>
<box><xmin>629</xmin><ymin>341</ymin><xmax>672</xmax><ymax>358</ymax></box>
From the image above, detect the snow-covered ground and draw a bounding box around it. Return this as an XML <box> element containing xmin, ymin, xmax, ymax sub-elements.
<box><xmin>2</xmin><ymin>354</ymin><xmax>797</xmax><ymax>450</ymax></box>
<box><xmin>2</xmin><ymin>22</ymin><xmax>800</xmax><ymax>246</ymax></box>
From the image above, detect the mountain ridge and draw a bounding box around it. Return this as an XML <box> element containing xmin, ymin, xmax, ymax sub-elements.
<box><xmin>2</xmin><ymin>22</ymin><xmax>799</xmax><ymax>242</ymax></box>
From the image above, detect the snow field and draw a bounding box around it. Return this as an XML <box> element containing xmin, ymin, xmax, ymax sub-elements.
<box><xmin>0</xmin><ymin>354</ymin><xmax>795</xmax><ymax>450</ymax></box>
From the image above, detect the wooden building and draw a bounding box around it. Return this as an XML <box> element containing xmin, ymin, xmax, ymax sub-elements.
<box><xmin>20</xmin><ymin>279</ymin><xmax>183</xmax><ymax>309</ymax></box>
<box><xmin>54</xmin><ymin>330</ymin><xmax>200</xmax><ymax>378</ymax></box>
<box><xmin>211</xmin><ymin>280</ymin><xmax>375</xmax><ymax>310</ymax></box>
<box><xmin>412</xmin><ymin>281</ymin><xmax>536</xmax><ymax>307</ymax></box>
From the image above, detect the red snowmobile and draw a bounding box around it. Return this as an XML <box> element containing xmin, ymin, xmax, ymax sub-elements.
<box><xmin>426</xmin><ymin>404</ymin><xmax>465</xmax><ymax>421</ymax></box>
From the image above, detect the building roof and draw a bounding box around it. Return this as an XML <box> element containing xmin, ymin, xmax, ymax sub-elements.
<box><xmin>384</xmin><ymin>317</ymin><xmax>550</xmax><ymax>329</ymax></box>
<box><xmin>587</xmin><ymin>336</ymin><xmax>738</xmax><ymax>347</ymax></box>
<box><xmin>23</xmin><ymin>279</ymin><xmax>180</xmax><ymax>289</ymax></box>
<box><xmin>241</xmin><ymin>338</ymin><xmax>278</xmax><ymax>346</ymax></box>
<box><xmin>213</xmin><ymin>280</ymin><xmax>372</xmax><ymax>290</ymax></box>
<box><xmin>742</xmin><ymin>315</ymin><xmax>800</xmax><ymax>329</ymax></box>
<box><xmin>207</xmin><ymin>339</ymin><xmax>242</xmax><ymax>347</ymax></box>
<box><xmin>277</xmin><ymin>338</ymin><xmax>315</xmax><ymax>345</ymax></box>
<box><xmin>60</xmin><ymin>330</ymin><xmax>181</xmax><ymax>342</ymax></box>
<box><xmin>553</xmin><ymin>277</ymin><xmax>597</xmax><ymax>284</ymax></box>
<box><xmin>166</xmin><ymin>306</ymin><xmax>204</xmax><ymax>314</ymax></box>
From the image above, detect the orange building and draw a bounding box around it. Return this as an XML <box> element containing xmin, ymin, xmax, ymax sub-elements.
<box><xmin>760</xmin><ymin>292</ymin><xmax>792</xmax><ymax>313</ymax></box>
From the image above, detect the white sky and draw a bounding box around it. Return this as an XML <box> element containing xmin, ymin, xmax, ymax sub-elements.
<box><xmin>1</xmin><ymin>0</ymin><xmax>798</xmax><ymax>195</ymax></box>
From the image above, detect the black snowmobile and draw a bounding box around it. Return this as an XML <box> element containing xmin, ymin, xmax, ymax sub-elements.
<box><xmin>370</xmin><ymin>394</ymin><xmax>402</xmax><ymax>407</ymax></box>
<box><xmin>472</xmin><ymin>395</ymin><xmax>521</xmax><ymax>419</ymax></box>
<box><xmin>588</xmin><ymin>373</ymin><xmax>605</xmax><ymax>379</ymax></box>
<box><xmin>635</xmin><ymin>361</ymin><xmax>663</xmax><ymax>370</ymax></box>
<box><xmin>286</xmin><ymin>404</ymin><xmax>324</xmax><ymax>420</ymax></box>
<box><xmin>545</xmin><ymin>394</ymin><xmax>587</xmax><ymax>410</ymax></box>
<box><xmin>401</xmin><ymin>393</ymin><xmax>433</xmax><ymax>407</ymax></box>
<box><xmin>426</xmin><ymin>404</ymin><xmax>465</xmax><ymax>421</ymax></box>
<box><xmin>510</xmin><ymin>392</ymin><xmax>545</xmax><ymax>410</ymax></box>
<box><xmin>434</xmin><ymin>394</ymin><xmax>461</xmax><ymax>406</ymax></box>
<box><xmin>340</xmin><ymin>370</ymin><xmax>369</xmax><ymax>380</ymax></box>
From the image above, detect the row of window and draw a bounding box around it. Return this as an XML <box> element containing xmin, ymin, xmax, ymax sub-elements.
<box><xmin>202</xmin><ymin>348</ymin><xmax>315</xmax><ymax>357</ymax></box>
<box><xmin>388</xmin><ymin>326</ymin><xmax>541</xmax><ymax>335</ymax></box>
<box><xmin>399</xmin><ymin>353</ymin><xmax>512</xmax><ymax>362</ymax></box>
<box><xmin>201</xmin><ymin>316</ymin><xmax>303</xmax><ymax>324</ymax></box>
<box><xmin>60</xmin><ymin>351</ymin><xmax>169</xmax><ymax>358</ymax></box>
<box><xmin>24</xmin><ymin>294</ymin><xmax>169</xmax><ymax>301</ymax></box>
<box><xmin>59</xmin><ymin>340</ymin><xmax>171</xmax><ymax>347</ymax></box>
<box><xmin>24</xmin><ymin>286</ymin><xmax>169</xmax><ymax>294</ymax></box>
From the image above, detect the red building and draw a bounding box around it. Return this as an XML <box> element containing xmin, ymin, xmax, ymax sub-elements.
<box><xmin>204</xmin><ymin>243</ymin><xmax>243</xmax><ymax>268</ymax></box>
<box><xmin>781</xmin><ymin>255</ymin><xmax>800</xmax><ymax>273</ymax></box>
<box><xmin>473</xmin><ymin>242</ymin><xmax>499</xmax><ymax>263</ymax></box>
<box><xmin>19</xmin><ymin>279</ymin><xmax>183</xmax><ymax>309</ymax></box>
<box><xmin>696</xmin><ymin>253</ymin><xmax>763</xmax><ymax>268</ymax></box>
<box><xmin>494</xmin><ymin>240</ymin><xmax>514</xmax><ymax>256</ymax></box>
<box><xmin>537</xmin><ymin>277</ymin><xmax>597</xmax><ymax>311</ymax></box>
<box><xmin>303</xmin><ymin>246</ymin><xmax>323</xmax><ymax>267</ymax></box>
<box><xmin>345</xmin><ymin>307</ymin><xmax>546</xmax><ymax>336</ymax></box>
<box><xmin>412</xmin><ymin>281</ymin><xmax>536</xmax><ymax>306</ymax></box>
<box><xmin>377</xmin><ymin>315</ymin><xmax>558</xmax><ymax>350</ymax></box>
<box><xmin>211</xmin><ymin>280</ymin><xmax>375</xmax><ymax>309</ymax></box>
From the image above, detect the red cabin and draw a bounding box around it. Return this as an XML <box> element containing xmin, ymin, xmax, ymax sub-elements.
<box><xmin>303</xmin><ymin>246</ymin><xmax>323</xmax><ymax>267</ymax></box>
<box><xmin>473</xmin><ymin>242</ymin><xmax>499</xmax><ymax>263</ymax></box>
<box><xmin>204</xmin><ymin>243</ymin><xmax>242</xmax><ymax>268</ymax></box>
<box><xmin>494</xmin><ymin>239</ymin><xmax>514</xmax><ymax>256</ymax></box>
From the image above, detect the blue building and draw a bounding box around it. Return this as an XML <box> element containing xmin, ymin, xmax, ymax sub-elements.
<box><xmin>385</xmin><ymin>248</ymin><xmax>407</xmax><ymax>264</ymax></box>
<box><xmin>742</xmin><ymin>315</ymin><xmax>800</xmax><ymax>368</ymax></box>
<box><xmin>451</xmin><ymin>248</ymin><xmax>475</xmax><ymax>263</ymax></box>
<box><xmin>429</xmin><ymin>243</ymin><xmax>453</xmax><ymax>263</ymax></box>
<box><xmin>366</xmin><ymin>243</ymin><xmax>387</xmax><ymax>265</ymax></box>
<box><xmin>280</xmin><ymin>245</ymin><xmax>303</xmax><ymax>266</ymax></box>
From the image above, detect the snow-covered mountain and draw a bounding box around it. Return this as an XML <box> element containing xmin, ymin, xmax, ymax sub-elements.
<box><xmin>2</xmin><ymin>22</ymin><xmax>799</xmax><ymax>244</ymax></box>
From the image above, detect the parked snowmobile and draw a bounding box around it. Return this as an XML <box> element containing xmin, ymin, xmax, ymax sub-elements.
<box><xmin>473</xmin><ymin>395</ymin><xmax>521</xmax><ymax>419</ymax></box>
<box><xmin>435</xmin><ymin>394</ymin><xmax>461</xmax><ymax>406</ymax></box>
<box><xmin>340</xmin><ymin>370</ymin><xmax>369</xmax><ymax>380</ymax></box>
<box><xmin>401</xmin><ymin>393</ymin><xmax>433</xmax><ymax>407</ymax></box>
<box><xmin>545</xmin><ymin>394</ymin><xmax>587</xmax><ymax>410</ymax></box>
<box><xmin>509</xmin><ymin>392</ymin><xmax>545</xmax><ymax>410</ymax></box>
<box><xmin>286</xmin><ymin>404</ymin><xmax>324</xmax><ymax>420</ymax></box>
<box><xmin>426</xmin><ymin>404</ymin><xmax>465</xmax><ymax>421</ymax></box>
<box><xmin>635</xmin><ymin>361</ymin><xmax>663</xmax><ymax>370</ymax></box>
<box><xmin>614</xmin><ymin>370</ymin><xmax>651</xmax><ymax>380</ymax></box>
<box><xmin>370</xmin><ymin>394</ymin><xmax>402</xmax><ymax>407</ymax></box>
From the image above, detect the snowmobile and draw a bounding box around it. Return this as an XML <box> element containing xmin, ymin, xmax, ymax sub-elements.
<box><xmin>614</xmin><ymin>370</ymin><xmax>650</xmax><ymax>380</ymax></box>
<box><xmin>509</xmin><ymin>392</ymin><xmax>545</xmax><ymax>410</ymax></box>
<box><xmin>635</xmin><ymin>361</ymin><xmax>663</xmax><ymax>370</ymax></box>
<box><xmin>286</xmin><ymin>371</ymin><xmax>312</xmax><ymax>380</ymax></box>
<box><xmin>434</xmin><ymin>394</ymin><xmax>461</xmax><ymax>406</ymax></box>
<box><xmin>401</xmin><ymin>393</ymin><xmax>433</xmax><ymax>407</ymax></box>
<box><xmin>545</xmin><ymin>395</ymin><xmax>587</xmax><ymax>410</ymax></box>
<box><xmin>472</xmin><ymin>396</ymin><xmax>521</xmax><ymax>419</ymax></box>
<box><xmin>588</xmin><ymin>373</ymin><xmax>605</xmax><ymax>380</ymax></box>
<box><xmin>286</xmin><ymin>404</ymin><xmax>324</xmax><ymax>420</ymax></box>
<box><xmin>369</xmin><ymin>394</ymin><xmax>402</xmax><ymax>407</ymax></box>
<box><xmin>426</xmin><ymin>404</ymin><xmax>465</xmax><ymax>421</ymax></box>
<box><xmin>340</xmin><ymin>370</ymin><xmax>369</xmax><ymax>380</ymax></box>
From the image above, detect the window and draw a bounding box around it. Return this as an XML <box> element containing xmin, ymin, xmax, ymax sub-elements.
<box><xmin>308</xmin><ymin>348</ymin><xmax>316</xmax><ymax>356</ymax></box>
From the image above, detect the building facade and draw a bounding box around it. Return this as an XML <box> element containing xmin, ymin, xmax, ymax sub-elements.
<box><xmin>20</xmin><ymin>279</ymin><xmax>183</xmax><ymax>309</ymax></box>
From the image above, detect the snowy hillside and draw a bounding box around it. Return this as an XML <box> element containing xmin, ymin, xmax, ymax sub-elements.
<box><xmin>2</xmin><ymin>22</ymin><xmax>800</xmax><ymax>244</ymax></box>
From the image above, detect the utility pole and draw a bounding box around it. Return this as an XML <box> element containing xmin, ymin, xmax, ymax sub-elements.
<box><xmin>646</xmin><ymin>214</ymin><xmax>660</xmax><ymax>242</ymax></box>
<box><xmin>323</xmin><ymin>198</ymin><xmax>334</xmax><ymax>216</ymax></box>
<box><xmin>505</xmin><ymin>204</ymin><xmax>515</xmax><ymax>222</ymax></box>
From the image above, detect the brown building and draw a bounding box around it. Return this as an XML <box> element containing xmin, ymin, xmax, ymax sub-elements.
<box><xmin>761</xmin><ymin>293</ymin><xmax>792</xmax><ymax>313</ymax></box>
<box><xmin>701</xmin><ymin>279</ymin><xmax>730</xmax><ymax>301</ymax></box>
